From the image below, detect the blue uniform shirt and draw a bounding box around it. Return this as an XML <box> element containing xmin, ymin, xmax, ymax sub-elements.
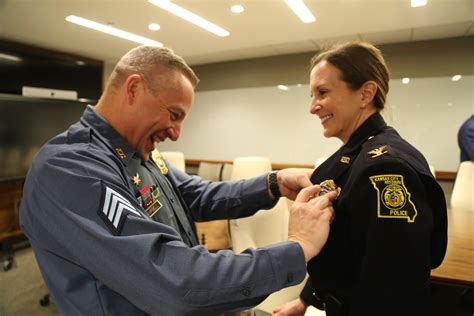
<box><xmin>19</xmin><ymin>105</ymin><xmax>306</xmax><ymax>316</ymax></box>
<box><xmin>458</xmin><ymin>115</ymin><xmax>474</xmax><ymax>162</ymax></box>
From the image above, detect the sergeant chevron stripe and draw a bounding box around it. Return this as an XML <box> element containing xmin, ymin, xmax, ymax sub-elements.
<box><xmin>98</xmin><ymin>184</ymin><xmax>142</xmax><ymax>235</ymax></box>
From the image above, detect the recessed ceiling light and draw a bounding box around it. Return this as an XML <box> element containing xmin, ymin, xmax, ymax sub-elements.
<box><xmin>75</xmin><ymin>60</ymin><xmax>86</xmax><ymax>66</ymax></box>
<box><xmin>277</xmin><ymin>85</ymin><xmax>289</xmax><ymax>91</ymax></box>
<box><xmin>402</xmin><ymin>77</ymin><xmax>410</xmax><ymax>84</ymax></box>
<box><xmin>231</xmin><ymin>4</ymin><xmax>244</xmax><ymax>14</ymax></box>
<box><xmin>411</xmin><ymin>0</ymin><xmax>427</xmax><ymax>7</ymax></box>
<box><xmin>65</xmin><ymin>15</ymin><xmax>162</xmax><ymax>46</ymax></box>
<box><xmin>451</xmin><ymin>74</ymin><xmax>462</xmax><ymax>81</ymax></box>
<box><xmin>284</xmin><ymin>0</ymin><xmax>316</xmax><ymax>23</ymax></box>
<box><xmin>148</xmin><ymin>23</ymin><xmax>161</xmax><ymax>31</ymax></box>
<box><xmin>148</xmin><ymin>0</ymin><xmax>230</xmax><ymax>37</ymax></box>
<box><xmin>0</xmin><ymin>52</ymin><xmax>22</xmax><ymax>62</ymax></box>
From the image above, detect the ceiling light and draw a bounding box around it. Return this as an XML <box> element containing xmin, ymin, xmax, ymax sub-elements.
<box><xmin>148</xmin><ymin>0</ymin><xmax>230</xmax><ymax>37</ymax></box>
<box><xmin>297</xmin><ymin>83</ymin><xmax>303</xmax><ymax>87</ymax></box>
<box><xmin>411</xmin><ymin>0</ymin><xmax>427</xmax><ymax>7</ymax></box>
<box><xmin>277</xmin><ymin>85</ymin><xmax>289</xmax><ymax>91</ymax></box>
<box><xmin>0</xmin><ymin>52</ymin><xmax>22</xmax><ymax>62</ymax></box>
<box><xmin>148</xmin><ymin>23</ymin><xmax>161</xmax><ymax>31</ymax></box>
<box><xmin>66</xmin><ymin>15</ymin><xmax>162</xmax><ymax>46</ymax></box>
<box><xmin>451</xmin><ymin>74</ymin><xmax>462</xmax><ymax>81</ymax></box>
<box><xmin>284</xmin><ymin>0</ymin><xmax>316</xmax><ymax>23</ymax></box>
<box><xmin>231</xmin><ymin>4</ymin><xmax>245</xmax><ymax>14</ymax></box>
<box><xmin>402</xmin><ymin>77</ymin><xmax>410</xmax><ymax>84</ymax></box>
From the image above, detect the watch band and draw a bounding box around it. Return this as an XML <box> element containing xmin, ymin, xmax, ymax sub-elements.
<box><xmin>268</xmin><ymin>171</ymin><xmax>282</xmax><ymax>199</ymax></box>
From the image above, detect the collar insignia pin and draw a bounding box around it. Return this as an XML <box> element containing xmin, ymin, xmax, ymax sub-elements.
<box><xmin>115</xmin><ymin>147</ymin><xmax>126</xmax><ymax>159</ymax></box>
<box><xmin>340</xmin><ymin>156</ymin><xmax>350</xmax><ymax>164</ymax></box>
<box><xmin>368</xmin><ymin>145</ymin><xmax>388</xmax><ymax>158</ymax></box>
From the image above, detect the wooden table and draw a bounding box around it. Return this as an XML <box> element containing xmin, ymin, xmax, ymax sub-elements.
<box><xmin>431</xmin><ymin>209</ymin><xmax>474</xmax><ymax>286</ymax></box>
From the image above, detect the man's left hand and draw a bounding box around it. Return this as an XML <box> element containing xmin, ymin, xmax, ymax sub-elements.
<box><xmin>274</xmin><ymin>168</ymin><xmax>313</xmax><ymax>200</ymax></box>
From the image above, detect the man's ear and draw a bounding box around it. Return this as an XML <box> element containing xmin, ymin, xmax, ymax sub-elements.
<box><xmin>125</xmin><ymin>74</ymin><xmax>144</xmax><ymax>105</ymax></box>
<box><xmin>360</xmin><ymin>80</ymin><xmax>378</xmax><ymax>107</ymax></box>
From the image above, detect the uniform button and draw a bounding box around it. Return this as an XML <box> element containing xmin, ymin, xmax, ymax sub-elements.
<box><xmin>170</xmin><ymin>198</ymin><xmax>175</xmax><ymax>203</ymax></box>
<box><xmin>242</xmin><ymin>287</ymin><xmax>251</xmax><ymax>297</ymax></box>
<box><xmin>286</xmin><ymin>273</ymin><xmax>294</xmax><ymax>283</ymax></box>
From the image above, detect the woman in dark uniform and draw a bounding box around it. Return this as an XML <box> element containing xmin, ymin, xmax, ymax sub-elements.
<box><xmin>273</xmin><ymin>42</ymin><xmax>447</xmax><ymax>316</ymax></box>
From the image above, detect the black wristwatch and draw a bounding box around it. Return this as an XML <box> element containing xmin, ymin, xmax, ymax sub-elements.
<box><xmin>268</xmin><ymin>171</ymin><xmax>282</xmax><ymax>199</ymax></box>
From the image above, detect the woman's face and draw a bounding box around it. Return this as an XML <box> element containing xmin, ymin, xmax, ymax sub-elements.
<box><xmin>309</xmin><ymin>60</ymin><xmax>365</xmax><ymax>144</ymax></box>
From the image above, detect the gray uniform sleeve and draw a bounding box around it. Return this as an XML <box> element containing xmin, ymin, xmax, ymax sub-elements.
<box><xmin>167</xmin><ymin>164</ymin><xmax>277</xmax><ymax>222</ymax></box>
<box><xmin>21</xmin><ymin>149</ymin><xmax>306</xmax><ymax>315</ymax></box>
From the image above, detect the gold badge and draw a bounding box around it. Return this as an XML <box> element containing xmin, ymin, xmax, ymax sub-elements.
<box><xmin>115</xmin><ymin>147</ymin><xmax>126</xmax><ymax>159</ymax></box>
<box><xmin>319</xmin><ymin>179</ymin><xmax>341</xmax><ymax>198</ymax></box>
<box><xmin>369</xmin><ymin>174</ymin><xmax>417</xmax><ymax>223</ymax></box>
<box><xmin>368</xmin><ymin>145</ymin><xmax>387</xmax><ymax>158</ymax></box>
<box><xmin>151</xmin><ymin>149</ymin><xmax>168</xmax><ymax>175</ymax></box>
<box><xmin>131</xmin><ymin>173</ymin><xmax>141</xmax><ymax>187</ymax></box>
<box><xmin>340</xmin><ymin>156</ymin><xmax>350</xmax><ymax>164</ymax></box>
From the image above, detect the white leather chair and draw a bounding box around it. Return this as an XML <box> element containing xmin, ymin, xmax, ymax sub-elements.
<box><xmin>429</xmin><ymin>164</ymin><xmax>436</xmax><ymax>178</ymax></box>
<box><xmin>314</xmin><ymin>156</ymin><xmax>328</xmax><ymax>169</ymax></box>
<box><xmin>221</xmin><ymin>163</ymin><xmax>233</xmax><ymax>181</ymax></box>
<box><xmin>197</xmin><ymin>161</ymin><xmax>223</xmax><ymax>181</ymax></box>
<box><xmin>158</xmin><ymin>151</ymin><xmax>185</xmax><ymax>172</ymax></box>
<box><xmin>229</xmin><ymin>157</ymin><xmax>308</xmax><ymax>314</ymax></box>
<box><xmin>450</xmin><ymin>161</ymin><xmax>474</xmax><ymax>211</ymax></box>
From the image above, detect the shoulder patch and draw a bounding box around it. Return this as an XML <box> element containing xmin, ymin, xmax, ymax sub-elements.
<box><xmin>369</xmin><ymin>174</ymin><xmax>417</xmax><ymax>223</ymax></box>
<box><xmin>98</xmin><ymin>183</ymin><xmax>142</xmax><ymax>235</ymax></box>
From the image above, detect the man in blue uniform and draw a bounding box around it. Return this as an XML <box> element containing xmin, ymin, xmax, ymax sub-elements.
<box><xmin>458</xmin><ymin>115</ymin><xmax>474</xmax><ymax>162</ymax></box>
<box><xmin>19</xmin><ymin>46</ymin><xmax>336</xmax><ymax>315</ymax></box>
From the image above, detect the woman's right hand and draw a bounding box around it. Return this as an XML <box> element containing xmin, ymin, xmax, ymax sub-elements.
<box><xmin>272</xmin><ymin>298</ymin><xmax>307</xmax><ymax>316</ymax></box>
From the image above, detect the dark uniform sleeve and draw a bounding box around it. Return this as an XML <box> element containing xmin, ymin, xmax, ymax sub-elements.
<box><xmin>20</xmin><ymin>148</ymin><xmax>306</xmax><ymax>315</ymax></box>
<box><xmin>347</xmin><ymin>159</ymin><xmax>434</xmax><ymax>316</ymax></box>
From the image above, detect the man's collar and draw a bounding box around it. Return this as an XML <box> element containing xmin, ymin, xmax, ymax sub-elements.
<box><xmin>80</xmin><ymin>105</ymin><xmax>138</xmax><ymax>166</ymax></box>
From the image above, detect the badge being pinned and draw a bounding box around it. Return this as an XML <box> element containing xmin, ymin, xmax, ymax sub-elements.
<box><xmin>369</xmin><ymin>174</ymin><xmax>417</xmax><ymax>223</ymax></box>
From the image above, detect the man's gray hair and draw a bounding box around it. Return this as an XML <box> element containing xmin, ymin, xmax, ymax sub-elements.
<box><xmin>107</xmin><ymin>46</ymin><xmax>199</xmax><ymax>94</ymax></box>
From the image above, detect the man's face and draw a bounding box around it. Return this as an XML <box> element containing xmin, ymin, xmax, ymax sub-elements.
<box><xmin>130</xmin><ymin>71</ymin><xmax>194</xmax><ymax>160</ymax></box>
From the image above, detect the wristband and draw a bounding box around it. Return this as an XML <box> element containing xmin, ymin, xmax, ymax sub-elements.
<box><xmin>268</xmin><ymin>171</ymin><xmax>282</xmax><ymax>199</ymax></box>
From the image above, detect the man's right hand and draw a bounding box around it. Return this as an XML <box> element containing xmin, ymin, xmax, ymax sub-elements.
<box><xmin>287</xmin><ymin>184</ymin><xmax>336</xmax><ymax>262</ymax></box>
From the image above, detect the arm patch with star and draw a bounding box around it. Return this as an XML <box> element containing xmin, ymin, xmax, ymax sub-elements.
<box><xmin>97</xmin><ymin>182</ymin><xmax>142</xmax><ymax>235</ymax></box>
<box><xmin>369</xmin><ymin>174</ymin><xmax>417</xmax><ymax>223</ymax></box>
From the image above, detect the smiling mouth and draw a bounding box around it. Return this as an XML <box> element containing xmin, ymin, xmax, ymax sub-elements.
<box><xmin>320</xmin><ymin>114</ymin><xmax>333</xmax><ymax>124</ymax></box>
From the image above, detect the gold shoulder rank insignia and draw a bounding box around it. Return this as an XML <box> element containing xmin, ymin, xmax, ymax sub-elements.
<box><xmin>151</xmin><ymin>149</ymin><xmax>168</xmax><ymax>175</ymax></box>
<box><xmin>368</xmin><ymin>145</ymin><xmax>387</xmax><ymax>158</ymax></box>
<box><xmin>369</xmin><ymin>174</ymin><xmax>417</xmax><ymax>223</ymax></box>
<box><xmin>115</xmin><ymin>147</ymin><xmax>126</xmax><ymax>159</ymax></box>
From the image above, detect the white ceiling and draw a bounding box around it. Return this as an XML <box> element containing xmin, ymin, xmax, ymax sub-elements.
<box><xmin>0</xmin><ymin>0</ymin><xmax>473</xmax><ymax>66</ymax></box>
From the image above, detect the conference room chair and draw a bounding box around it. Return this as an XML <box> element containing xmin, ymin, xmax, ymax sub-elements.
<box><xmin>220</xmin><ymin>162</ymin><xmax>233</xmax><ymax>181</ymax></box>
<box><xmin>155</xmin><ymin>150</ymin><xmax>186</xmax><ymax>172</ymax></box>
<box><xmin>228</xmin><ymin>157</ymin><xmax>322</xmax><ymax>315</ymax></box>
<box><xmin>197</xmin><ymin>161</ymin><xmax>223</xmax><ymax>181</ymax></box>
<box><xmin>450</xmin><ymin>161</ymin><xmax>473</xmax><ymax>211</ymax></box>
<box><xmin>314</xmin><ymin>157</ymin><xmax>328</xmax><ymax>169</ymax></box>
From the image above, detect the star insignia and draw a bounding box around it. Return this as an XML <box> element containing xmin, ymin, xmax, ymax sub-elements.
<box><xmin>131</xmin><ymin>173</ymin><xmax>141</xmax><ymax>186</ymax></box>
